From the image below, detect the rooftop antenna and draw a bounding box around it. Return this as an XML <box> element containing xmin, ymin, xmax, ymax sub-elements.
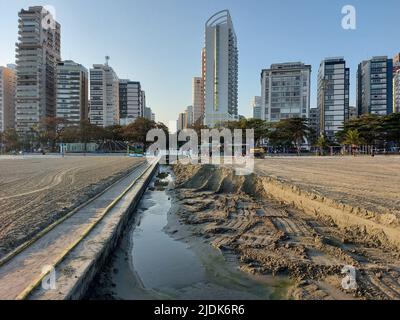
<box><xmin>105</xmin><ymin>55</ymin><xmax>110</xmax><ymax>66</ymax></box>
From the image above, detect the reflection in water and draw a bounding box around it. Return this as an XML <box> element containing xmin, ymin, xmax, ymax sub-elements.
<box><xmin>131</xmin><ymin>192</ymin><xmax>205</xmax><ymax>289</ymax></box>
<box><xmin>92</xmin><ymin>168</ymin><xmax>292</xmax><ymax>300</ymax></box>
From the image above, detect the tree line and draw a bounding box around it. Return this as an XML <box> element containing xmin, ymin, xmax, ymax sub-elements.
<box><xmin>204</xmin><ymin>114</ymin><xmax>400</xmax><ymax>155</ymax></box>
<box><xmin>0</xmin><ymin>117</ymin><xmax>168</xmax><ymax>153</ymax></box>
<box><xmin>1</xmin><ymin>113</ymin><xmax>399</xmax><ymax>155</ymax></box>
<box><xmin>336</xmin><ymin>113</ymin><xmax>400</xmax><ymax>151</ymax></box>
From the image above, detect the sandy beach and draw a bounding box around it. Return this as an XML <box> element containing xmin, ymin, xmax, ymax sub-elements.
<box><xmin>0</xmin><ymin>156</ymin><xmax>143</xmax><ymax>258</ymax></box>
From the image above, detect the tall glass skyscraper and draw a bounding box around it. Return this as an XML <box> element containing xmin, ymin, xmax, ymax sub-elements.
<box><xmin>357</xmin><ymin>56</ymin><xmax>393</xmax><ymax>116</ymax></box>
<box><xmin>204</xmin><ymin>10</ymin><xmax>238</xmax><ymax>127</ymax></box>
<box><xmin>119</xmin><ymin>80</ymin><xmax>143</xmax><ymax>126</ymax></box>
<box><xmin>318</xmin><ymin>57</ymin><xmax>350</xmax><ymax>141</ymax></box>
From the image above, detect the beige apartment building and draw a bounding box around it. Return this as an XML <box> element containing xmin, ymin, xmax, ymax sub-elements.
<box><xmin>15</xmin><ymin>6</ymin><xmax>61</xmax><ymax>134</ymax></box>
<box><xmin>192</xmin><ymin>77</ymin><xmax>204</xmax><ymax>124</ymax></box>
<box><xmin>393</xmin><ymin>53</ymin><xmax>400</xmax><ymax>113</ymax></box>
<box><xmin>0</xmin><ymin>65</ymin><xmax>17</xmax><ymax>132</ymax></box>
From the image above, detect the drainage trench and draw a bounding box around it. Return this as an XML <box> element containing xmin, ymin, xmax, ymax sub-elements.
<box><xmin>87</xmin><ymin>165</ymin><xmax>292</xmax><ymax>300</ymax></box>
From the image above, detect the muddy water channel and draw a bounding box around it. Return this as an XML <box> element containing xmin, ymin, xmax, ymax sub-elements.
<box><xmin>88</xmin><ymin>166</ymin><xmax>292</xmax><ymax>300</ymax></box>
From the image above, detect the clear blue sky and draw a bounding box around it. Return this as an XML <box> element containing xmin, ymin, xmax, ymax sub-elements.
<box><xmin>1</xmin><ymin>0</ymin><xmax>399</xmax><ymax>124</ymax></box>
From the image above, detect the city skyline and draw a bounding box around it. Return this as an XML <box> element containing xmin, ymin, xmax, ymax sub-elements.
<box><xmin>1</xmin><ymin>0</ymin><xmax>400</xmax><ymax>125</ymax></box>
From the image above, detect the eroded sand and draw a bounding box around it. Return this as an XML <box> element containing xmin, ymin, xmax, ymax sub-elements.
<box><xmin>0</xmin><ymin>156</ymin><xmax>143</xmax><ymax>258</ymax></box>
<box><xmin>172</xmin><ymin>160</ymin><xmax>400</xmax><ymax>300</ymax></box>
<box><xmin>255</xmin><ymin>156</ymin><xmax>400</xmax><ymax>217</ymax></box>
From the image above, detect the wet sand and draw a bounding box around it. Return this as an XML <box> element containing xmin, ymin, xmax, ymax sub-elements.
<box><xmin>87</xmin><ymin>168</ymin><xmax>292</xmax><ymax>300</ymax></box>
<box><xmin>172</xmin><ymin>163</ymin><xmax>400</xmax><ymax>300</ymax></box>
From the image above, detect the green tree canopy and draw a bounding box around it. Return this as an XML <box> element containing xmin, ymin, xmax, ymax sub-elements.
<box><xmin>123</xmin><ymin>117</ymin><xmax>168</xmax><ymax>148</ymax></box>
<box><xmin>0</xmin><ymin>129</ymin><xmax>21</xmax><ymax>152</ymax></box>
<box><xmin>268</xmin><ymin>117</ymin><xmax>311</xmax><ymax>154</ymax></box>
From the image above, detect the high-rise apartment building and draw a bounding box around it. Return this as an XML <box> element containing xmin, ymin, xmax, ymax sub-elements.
<box><xmin>309</xmin><ymin>108</ymin><xmax>320</xmax><ymax>139</ymax></box>
<box><xmin>0</xmin><ymin>65</ymin><xmax>17</xmax><ymax>132</ymax></box>
<box><xmin>176</xmin><ymin>105</ymin><xmax>193</xmax><ymax>131</ymax></box>
<box><xmin>90</xmin><ymin>63</ymin><xmax>119</xmax><ymax>127</ymax></box>
<box><xmin>144</xmin><ymin>107</ymin><xmax>153</xmax><ymax>121</ymax></box>
<box><xmin>318</xmin><ymin>57</ymin><xmax>350</xmax><ymax>141</ymax></box>
<box><xmin>185</xmin><ymin>105</ymin><xmax>193</xmax><ymax>128</ymax></box>
<box><xmin>140</xmin><ymin>90</ymin><xmax>146</xmax><ymax>117</ymax></box>
<box><xmin>394</xmin><ymin>71</ymin><xmax>400</xmax><ymax>113</ymax></box>
<box><xmin>393</xmin><ymin>53</ymin><xmax>400</xmax><ymax>113</ymax></box>
<box><xmin>261</xmin><ymin>62</ymin><xmax>311</xmax><ymax>122</ymax></box>
<box><xmin>56</xmin><ymin>61</ymin><xmax>88</xmax><ymax>125</ymax></box>
<box><xmin>119</xmin><ymin>80</ymin><xmax>142</xmax><ymax>125</ymax></box>
<box><xmin>394</xmin><ymin>53</ymin><xmax>400</xmax><ymax>65</ymax></box>
<box><xmin>15</xmin><ymin>6</ymin><xmax>61</xmax><ymax>133</ymax></box>
<box><xmin>192</xmin><ymin>77</ymin><xmax>204</xmax><ymax>124</ymax></box>
<box><xmin>252</xmin><ymin>96</ymin><xmax>262</xmax><ymax>119</ymax></box>
<box><xmin>357</xmin><ymin>56</ymin><xmax>393</xmax><ymax>116</ymax></box>
<box><xmin>201</xmin><ymin>48</ymin><xmax>206</xmax><ymax>97</ymax></box>
<box><xmin>177</xmin><ymin>112</ymin><xmax>186</xmax><ymax>131</ymax></box>
<box><xmin>204</xmin><ymin>10</ymin><xmax>238</xmax><ymax>127</ymax></box>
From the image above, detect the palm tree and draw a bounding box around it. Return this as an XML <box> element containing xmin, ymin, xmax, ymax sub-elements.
<box><xmin>343</xmin><ymin>129</ymin><xmax>362</xmax><ymax>156</ymax></box>
<box><xmin>315</xmin><ymin>135</ymin><xmax>328</xmax><ymax>156</ymax></box>
<box><xmin>286</xmin><ymin>118</ymin><xmax>311</xmax><ymax>156</ymax></box>
<box><xmin>267</xmin><ymin>118</ymin><xmax>310</xmax><ymax>155</ymax></box>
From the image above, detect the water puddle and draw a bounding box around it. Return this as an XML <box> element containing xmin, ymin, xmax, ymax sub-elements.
<box><xmin>88</xmin><ymin>167</ymin><xmax>292</xmax><ymax>300</ymax></box>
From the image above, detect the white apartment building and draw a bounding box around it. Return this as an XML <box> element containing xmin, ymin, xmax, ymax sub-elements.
<box><xmin>192</xmin><ymin>77</ymin><xmax>204</xmax><ymax>124</ymax></box>
<box><xmin>0</xmin><ymin>65</ymin><xmax>17</xmax><ymax>132</ymax></box>
<box><xmin>56</xmin><ymin>61</ymin><xmax>88</xmax><ymax>125</ymax></box>
<box><xmin>90</xmin><ymin>63</ymin><xmax>119</xmax><ymax>127</ymax></box>
<box><xmin>261</xmin><ymin>62</ymin><xmax>311</xmax><ymax>122</ymax></box>
<box><xmin>204</xmin><ymin>10</ymin><xmax>238</xmax><ymax>127</ymax></box>
<box><xmin>15</xmin><ymin>6</ymin><xmax>61</xmax><ymax>134</ymax></box>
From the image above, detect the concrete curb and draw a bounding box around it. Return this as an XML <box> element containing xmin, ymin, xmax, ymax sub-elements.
<box><xmin>26</xmin><ymin>160</ymin><xmax>159</xmax><ymax>300</ymax></box>
<box><xmin>0</xmin><ymin>161</ymin><xmax>146</xmax><ymax>269</ymax></box>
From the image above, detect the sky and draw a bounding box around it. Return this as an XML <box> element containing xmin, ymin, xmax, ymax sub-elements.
<box><xmin>1</xmin><ymin>0</ymin><xmax>400</xmax><ymax>125</ymax></box>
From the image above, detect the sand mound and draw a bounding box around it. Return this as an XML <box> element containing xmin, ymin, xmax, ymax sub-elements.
<box><xmin>172</xmin><ymin>163</ymin><xmax>400</xmax><ymax>300</ymax></box>
<box><xmin>173</xmin><ymin>163</ymin><xmax>400</xmax><ymax>252</ymax></box>
<box><xmin>174</xmin><ymin>164</ymin><xmax>264</xmax><ymax>197</ymax></box>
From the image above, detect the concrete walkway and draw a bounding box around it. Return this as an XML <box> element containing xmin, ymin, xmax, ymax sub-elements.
<box><xmin>0</xmin><ymin>161</ymin><xmax>153</xmax><ymax>300</ymax></box>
